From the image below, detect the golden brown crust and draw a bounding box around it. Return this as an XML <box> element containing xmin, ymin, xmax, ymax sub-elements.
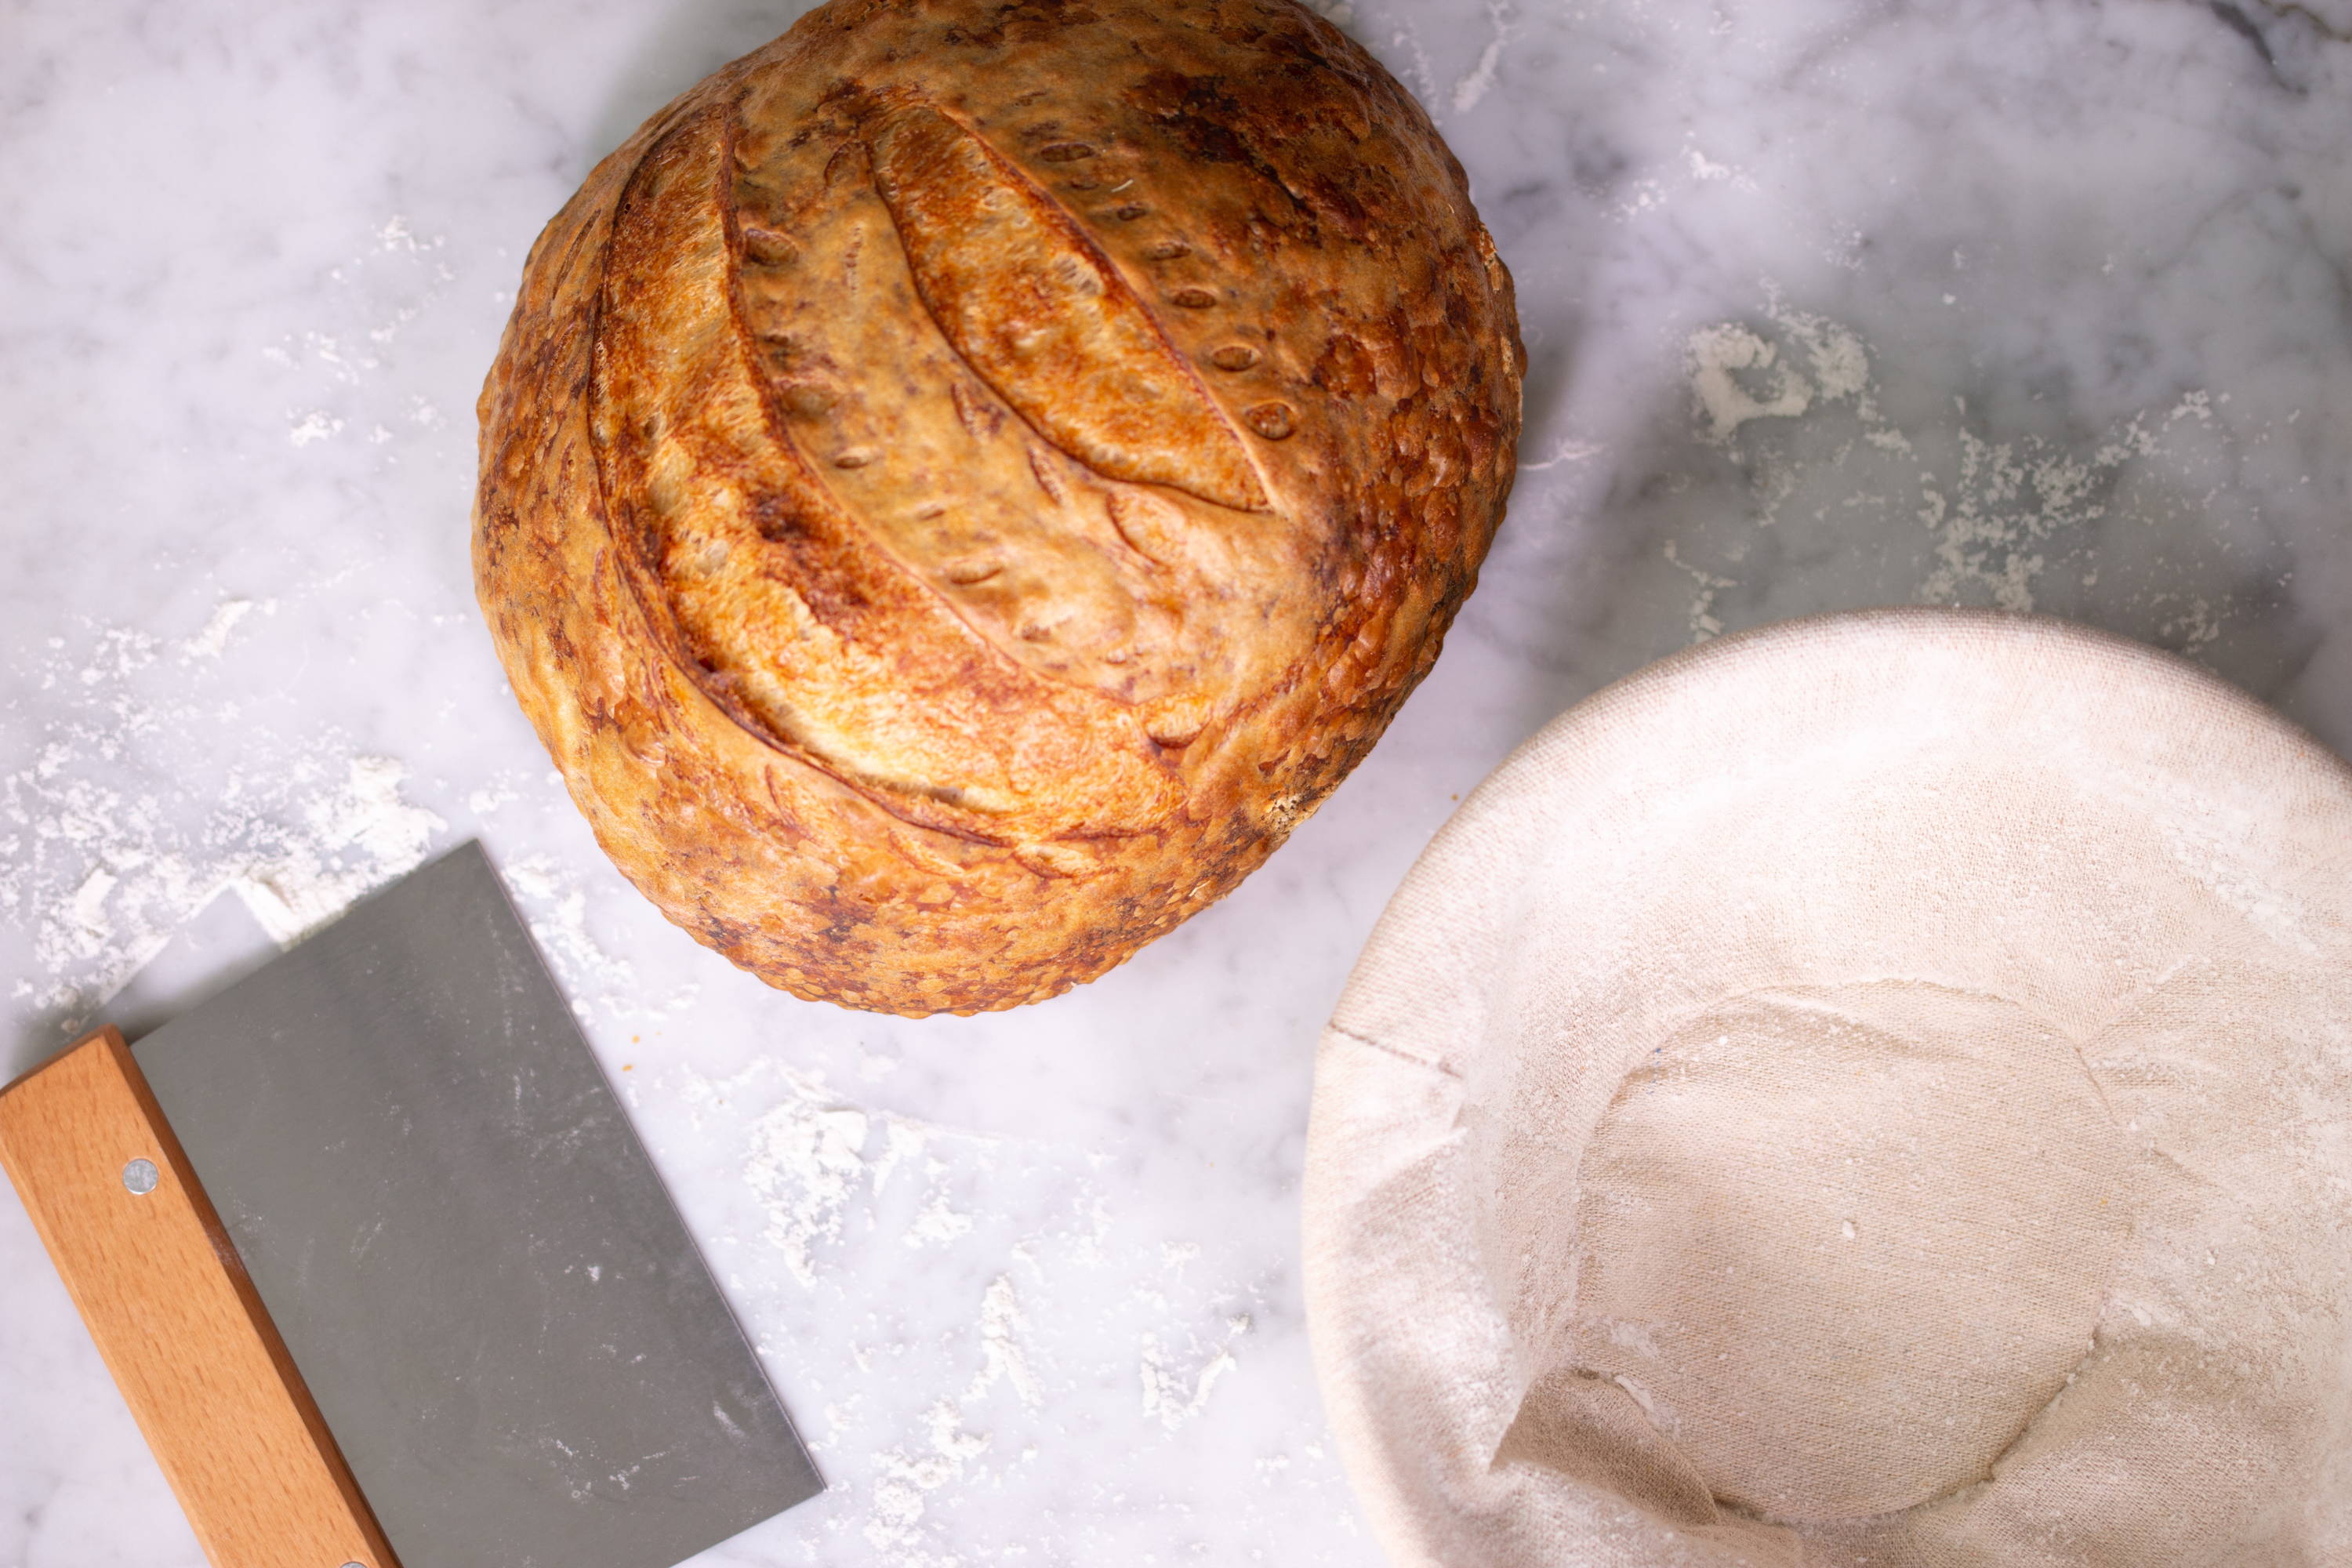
<box><xmin>474</xmin><ymin>0</ymin><xmax>1524</xmax><ymax>1014</ymax></box>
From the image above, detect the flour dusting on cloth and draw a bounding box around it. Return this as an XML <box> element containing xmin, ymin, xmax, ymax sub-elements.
<box><xmin>1306</xmin><ymin>608</ymin><xmax>2352</xmax><ymax>1567</ymax></box>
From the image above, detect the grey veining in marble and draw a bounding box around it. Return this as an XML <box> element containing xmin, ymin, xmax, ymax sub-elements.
<box><xmin>2</xmin><ymin>0</ymin><xmax>2348</xmax><ymax>1563</ymax></box>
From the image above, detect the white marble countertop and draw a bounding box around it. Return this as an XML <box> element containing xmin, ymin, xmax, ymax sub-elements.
<box><xmin>3</xmin><ymin>0</ymin><xmax>2347</xmax><ymax>1563</ymax></box>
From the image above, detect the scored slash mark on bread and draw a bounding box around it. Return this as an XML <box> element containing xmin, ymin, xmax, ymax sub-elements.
<box><xmin>862</xmin><ymin>96</ymin><xmax>1271</xmax><ymax>514</ymax></box>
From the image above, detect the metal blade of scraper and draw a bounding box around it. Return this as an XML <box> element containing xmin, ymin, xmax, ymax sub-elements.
<box><xmin>128</xmin><ymin>840</ymin><xmax>821</xmax><ymax>1568</ymax></box>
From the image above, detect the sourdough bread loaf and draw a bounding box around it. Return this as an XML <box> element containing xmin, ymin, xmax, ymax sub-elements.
<box><xmin>474</xmin><ymin>0</ymin><xmax>1523</xmax><ymax>1014</ymax></box>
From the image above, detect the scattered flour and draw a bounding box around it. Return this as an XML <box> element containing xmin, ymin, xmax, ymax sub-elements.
<box><xmin>1910</xmin><ymin>393</ymin><xmax>2226</xmax><ymax>613</ymax></box>
<box><xmin>1613</xmin><ymin>177</ymin><xmax>1671</xmax><ymax>220</ymax></box>
<box><xmin>907</xmin><ymin>1189</ymin><xmax>977</xmax><ymax>1247</ymax></box>
<box><xmin>1687</xmin><ymin>147</ymin><xmax>1736</xmax><ymax>183</ymax></box>
<box><xmin>857</xmin><ymin>1275</ymin><xmax>1049</xmax><ymax>1559</ymax></box>
<box><xmin>1519</xmin><ymin>435</ymin><xmax>1606</xmax><ymax>474</ymax></box>
<box><xmin>287</xmin><ymin>408</ymin><xmax>344</xmax><ymax>446</ymax></box>
<box><xmin>871</xmin><ymin>1117</ymin><xmax>929</xmax><ymax>1195</ymax></box>
<box><xmin>502</xmin><ymin>854</ymin><xmax>635</xmax><ymax>1018</ymax></box>
<box><xmin>1678</xmin><ymin>299</ymin><xmax>2244</xmax><ymax>621</ymax></box>
<box><xmin>1449</xmin><ymin>1</ymin><xmax>1515</xmax><ymax>114</ymax></box>
<box><xmin>234</xmin><ymin>756</ymin><xmax>448</xmax><ymax>943</ymax></box>
<box><xmin>1141</xmin><ymin>1315</ymin><xmax>1253</xmax><ymax>1431</ymax></box>
<box><xmin>968</xmin><ymin>1275</ymin><xmax>1044</xmax><ymax>1410</ymax></box>
<box><xmin>1687</xmin><ymin>307</ymin><xmax>1875</xmax><ymax>448</ymax></box>
<box><xmin>61</xmin><ymin>869</ymin><xmax>120</xmax><ymax>959</ymax></box>
<box><xmin>473</xmin><ymin>848</ymin><xmax>695</xmax><ymax>1024</ymax></box>
<box><xmin>0</xmin><ymin>613</ymin><xmax>458</xmax><ymax>1027</ymax></box>
<box><xmin>1663</xmin><ymin>539</ymin><xmax>1737</xmax><ymax>641</ymax></box>
<box><xmin>742</xmin><ymin>1087</ymin><xmax>874</xmax><ymax>1288</ymax></box>
<box><xmin>0</xmin><ymin>603</ymin><xmax>674</xmax><ymax>1035</ymax></box>
<box><xmin>179</xmin><ymin>598</ymin><xmax>260</xmax><ymax>661</ymax></box>
<box><xmin>465</xmin><ymin>775</ymin><xmax>523</xmax><ymax>816</ymax></box>
<box><xmin>866</xmin><ymin>1400</ymin><xmax>992</xmax><ymax>1561</ymax></box>
<box><xmin>1384</xmin><ymin>20</ymin><xmax>1440</xmax><ymax>105</ymax></box>
<box><xmin>660</xmin><ymin>1058</ymin><xmax>1274</xmax><ymax>1561</ymax></box>
<box><xmin>704</xmin><ymin>1062</ymin><xmax>1012</xmax><ymax>1289</ymax></box>
<box><xmin>2158</xmin><ymin>593</ymin><xmax>2223</xmax><ymax>651</ymax></box>
<box><xmin>1688</xmin><ymin>322</ymin><xmax>1816</xmax><ymax>441</ymax></box>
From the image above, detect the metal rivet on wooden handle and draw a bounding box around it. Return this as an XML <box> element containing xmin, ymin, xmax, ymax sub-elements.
<box><xmin>0</xmin><ymin>1027</ymin><xmax>400</xmax><ymax>1568</ymax></box>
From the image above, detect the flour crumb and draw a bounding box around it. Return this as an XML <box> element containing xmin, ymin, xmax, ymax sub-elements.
<box><xmin>288</xmin><ymin>409</ymin><xmax>343</xmax><ymax>446</ymax></box>
<box><xmin>1689</xmin><ymin>147</ymin><xmax>1733</xmax><ymax>181</ymax></box>
<box><xmin>967</xmin><ymin>1275</ymin><xmax>1044</xmax><ymax>1410</ymax></box>
<box><xmin>866</xmin><ymin>1399</ymin><xmax>990</xmax><ymax>1554</ymax></box>
<box><xmin>872</xmin><ymin>1120</ymin><xmax>927</xmax><ymax>1196</ymax></box>
<box><xmin>1140</xmin><ymin>1315</ymin><xmax>1250</xmax><ymax>1430</ymax></box>
<box><xmin>505</xmin><ymin>855</ymin><xmax>630</xmax><ymax>989</ymax></box>
<box><xmin>1689</xmin><ymin>324</ymin><xmax>1813</xmax><ymax>442</ymax></box>
<box><xmin>466</xmin><ymin>776</ymin><xmax>521</xmax><ymax>816</ymax></box>
<box><xmin>1664</xmin><ymin>540</ymin><xmax>1737</xmax><ymax>641</ymax></box>
<box><xmin>745</xmin><ymin>1093</ymin><xmax>872</xmax><ymax>1287</ymax></box>
<box><xmin>63</xmin><ymin>868</ymin><xmax>121</xmax><ymax>960</ymax></box>
<box><xmin>1915</xmin><ymin>430</ymin><xmax>2100</xmax><ymax>612</ymax></box>
<box><xmin>1450</xmin><ymin>2</ymin><xmax>1514</xmax><ymax>114</ymax></box>
<box><xmin>906</xmin><ymin>1189</ymin><xmax>976</xmax><ymax>1247</ymax></box>
<box><xmin>180</xmin><ymin>600</ymin><xmax>253</xmax><ymax>662</ymax></box>
<box><xmin>1519</xmin><ymin>435</ymin><xmax>1605</xmax><ymax>473</ymax></box>
<box><xmin>235</xmin><ymin>757</ymin><xmax>446</xmax><ymax>945</ymax></box>
<box><xmin>310</xmin><ymin>757</ymin><xmax>443</xmax><ymax>876</ymax></box>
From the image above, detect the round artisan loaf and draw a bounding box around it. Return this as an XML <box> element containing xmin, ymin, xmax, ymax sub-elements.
<box><xmin>473</xmin><ymin>0</ymin><xmax>1523</xmax><ymax>1014</ymax></box>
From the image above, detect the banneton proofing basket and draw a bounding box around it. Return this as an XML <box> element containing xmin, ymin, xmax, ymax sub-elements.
<box><xmin>1303</xmin><ymin>608</ymin><xmax>2352</xmax><ymax>1566</ymax></box>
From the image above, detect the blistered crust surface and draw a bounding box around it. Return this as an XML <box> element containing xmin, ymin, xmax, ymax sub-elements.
<box><xmin>474</xmin><ymin>0</ymin><xmax>1523</xmax><ymax>1014</ymax></box>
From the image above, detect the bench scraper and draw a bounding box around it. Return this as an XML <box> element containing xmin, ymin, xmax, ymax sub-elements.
<box><xmin>0</xmin><ymin>840</ymin><xmax>821</xmax><ymax>1568</ymax></box>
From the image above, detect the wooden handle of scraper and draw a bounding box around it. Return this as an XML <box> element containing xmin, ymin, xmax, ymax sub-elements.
<box><xmin>0</xmin><ymin>1026</ymin><xmax>400</xmax><ymax>1568</ymax></box>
